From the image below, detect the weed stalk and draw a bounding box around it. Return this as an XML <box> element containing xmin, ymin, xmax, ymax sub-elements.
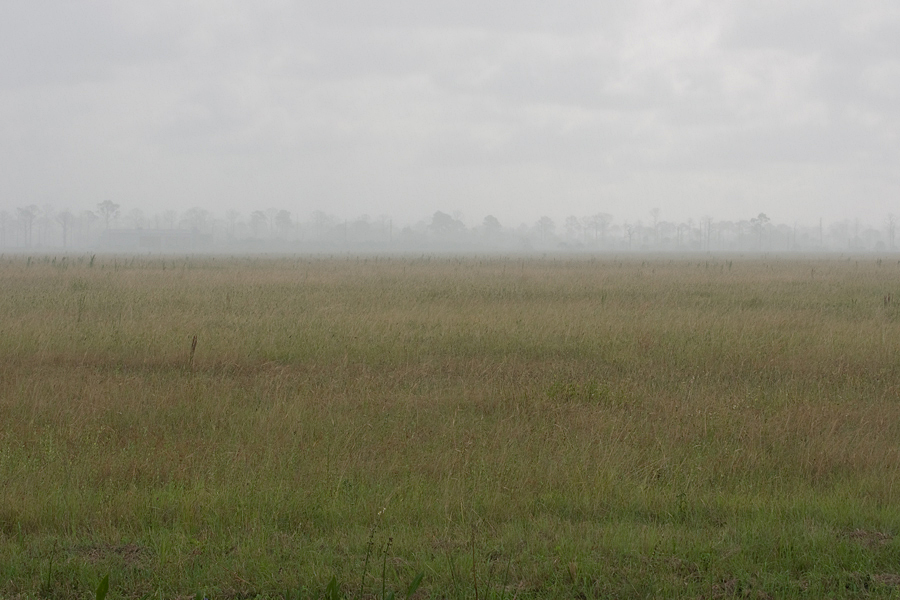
<box><xmin>189</xmin><ymin>334</ymin><xmax>198</xmax><ymax>370</ymax></box>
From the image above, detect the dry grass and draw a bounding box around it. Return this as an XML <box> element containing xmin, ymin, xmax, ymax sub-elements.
<box><xmin>1</xmin><ymin>254</ymin><xmax>900</xmax><ymax>598</ymax></box>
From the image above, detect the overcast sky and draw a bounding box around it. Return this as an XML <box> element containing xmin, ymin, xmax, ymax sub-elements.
<box><xmin>1</xmin><ymin>1</ymin><xmax>898</xmax><ymax>227</ymax></box>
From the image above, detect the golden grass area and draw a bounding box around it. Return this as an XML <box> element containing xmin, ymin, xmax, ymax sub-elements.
<box><xmin>2</xmin><ymin>254</ymin><xmax>900</xmax><ymax>598</ymax></box>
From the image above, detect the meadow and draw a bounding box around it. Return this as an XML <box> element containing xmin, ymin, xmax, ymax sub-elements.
<box><xmin>2</xmin><ymin>254</ymin><xmax>900</xmax><ymax>599</ymax></box>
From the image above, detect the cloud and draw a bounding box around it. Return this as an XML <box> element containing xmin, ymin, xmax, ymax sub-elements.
<box><xmin>0</xmin><ymin>1</ymin><xmax>898</xmax><ymax>224</ymax></box>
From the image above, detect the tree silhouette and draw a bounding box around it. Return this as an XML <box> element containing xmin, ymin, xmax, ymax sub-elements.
<box><xmin>429</xmin><ymin>211</ymin><xmax>465</xmax><ymax>235</ymax></box>
<box><xmin>536</xmin><ymin>216</ymin><xmax>554</xmax><ymax>243</ymax></box>
<box><xmin>275</xmin><ymin>210</ymin><xmax>292</xmax><ymax>238</ymax></box>
<box><xmin>97</xmin><ymin>200</ymin><xmax>120</xmax><ymax>230</ymax></box>
<box><xmin>56</xmin><ymin>210</ymin><xmax>75</xmax><ymax>248</ymax></box>
<box><xmin>250</xmin><ymin>211</ymin><xmax>268</xmax><ymax>238</ymax></box>
<box><xmin>750</xmin><ymin>213</ymin><xmax>770</xmax><ymax>248</ymax></box>
<box><xmin>17</xmin><ymin>205</ymin><xmax>38</xmax><ymax>247</ymax></box>
<box><xmin>887</xmin><ymin>214</ymin><xmax>897</xmax><ymax>250</ymax></box>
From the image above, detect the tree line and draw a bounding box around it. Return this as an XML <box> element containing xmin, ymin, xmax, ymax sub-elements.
<box><xmin>1</xmin><ymin>202</ymin><xmax>897</xmax><ymax>253</ymax></box>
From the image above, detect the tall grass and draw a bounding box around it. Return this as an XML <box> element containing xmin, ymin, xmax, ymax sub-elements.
<box><xmin>1</xmin><ymin>254</ymin><xmax>900</xmax><ymax>598</ymax></box>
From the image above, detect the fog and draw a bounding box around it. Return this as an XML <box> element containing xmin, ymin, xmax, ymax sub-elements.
<box><xmin>1</xmin><ymin>1</ymin><xmax>899</xmax><ymax>248</ymax></box>
<box><xmin>3</xmin><ymin>204</ymin><xmax>897</xmax><ymax>254</ymax></box>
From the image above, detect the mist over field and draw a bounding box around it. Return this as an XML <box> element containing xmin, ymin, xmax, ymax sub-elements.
<box><xmin>3</xmin><ymin>202</ymin><xmax>900</xmax><ymax>253</ymax></box>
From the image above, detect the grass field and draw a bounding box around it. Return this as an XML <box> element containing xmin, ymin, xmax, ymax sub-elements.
<box><xmin>2</xmin><ymin>254</ymin><xmax>900</xmax><ymax>599</ymax></box>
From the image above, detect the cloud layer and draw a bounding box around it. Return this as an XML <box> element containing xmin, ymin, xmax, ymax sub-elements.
<box><xmin>1</xmin><ymin>1</ymin><xmax>898</xmax><ymax>226</ymax></box>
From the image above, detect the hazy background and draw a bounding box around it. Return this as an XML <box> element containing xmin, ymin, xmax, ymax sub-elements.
<box><xmin>1</xmin><ymin>0</ymin><xmax>899</xmax><ymax>235</ymax></box>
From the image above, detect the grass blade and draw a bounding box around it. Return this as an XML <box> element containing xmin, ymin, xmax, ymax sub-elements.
<box><xmin>404</xmin><ymin>572</ymin><xmax>424</xmax><ymax>600</ymax></box>
<box><xmin>324</xmin><ymin>575</ymin><xmax>341</xmax><ymax>600</ymax></box>
<box><xmin>95</xmin><ymin>574</ymin><xmax>110</xmax><ymax>600</ymax></box>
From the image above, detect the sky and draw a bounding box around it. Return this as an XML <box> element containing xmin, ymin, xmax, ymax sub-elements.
<box><xmin>1</xmin><ymin>1</ymin><xmax>899</xmax><ymax>228</ymax></box>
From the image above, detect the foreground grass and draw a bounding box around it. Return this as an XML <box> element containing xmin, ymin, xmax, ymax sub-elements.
<box><xmin>2</xmin><ymin>254</ymin><xmax>900</xmax><ymax>598</ymax></box>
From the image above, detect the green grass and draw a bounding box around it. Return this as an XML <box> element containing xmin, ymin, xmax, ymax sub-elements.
<box><xmin>2</xmin><ymin>254</ymin><xmax>900</xmax><ymax>598</ymax></box>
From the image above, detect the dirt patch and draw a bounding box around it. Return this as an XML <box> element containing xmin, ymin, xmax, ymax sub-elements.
<box><xmin>76</xmin><ymin>543</ymin><xmax>150</xmax><ymax>567</ymax></box>
<box><xmin>873</xmin><ymin>573</ymin><xmax>900</xmax><ymax>587</ymax></box>
<box><xmin>846</xmin><ymin>529</ymin><xmax>893</xmax><ymax>548</ymax></box>
<box><xmin>706</xmin><ymin>577</ymin><xmax>773</xmax><ymax>600</ymax></box>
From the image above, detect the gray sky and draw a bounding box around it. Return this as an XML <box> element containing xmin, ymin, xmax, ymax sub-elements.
<box><xmin>2</xmin><ymin>1</ymin><xmax>898</xmax><ymax>227</ymax></box>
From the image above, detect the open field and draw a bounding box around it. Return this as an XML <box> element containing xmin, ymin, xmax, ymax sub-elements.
<box><xmin>2</xmin><ymin>254</ymin><xmax>900</xmax><ymax>599</ymax></box>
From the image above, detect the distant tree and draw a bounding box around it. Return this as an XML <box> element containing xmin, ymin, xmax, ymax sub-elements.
<box><xmin>676</xmin><ymin>221</ymin><xmax>690</xmax><ymax>246</ymax></box>
<box><xmin>250</xmin><ymin>211</ymin><xmax>268</xmax><ymax>238</ymax></box>
<box><xmin>127</xmin><ymin>208</ymin><xmax>146</xmax><ymax>229</ymax></box>
<box><xmin>56</xmin><ymin>210</ymin><xmax>75</xmax><ymax>248</ymax></box>
<box><xmin>829</xmin><ymin>219</ymin><xmax>851</xmax><ymax>249</ymax></box>
<box><xmin>536</xmin><ymin>216</ymin><xmax>555</xmax><ymax>243</ymax></box>
<box><xmin>349</xmin><ymin>215</ymin><xmax>371</xmax><ymax>242</ymax></box>
<box><xmin>623</xmin><ymin>221</ymin><xmax>636</xmax><ymax>249</ymax></box>
<box><xmin>266</xmin><ymin>208</ymin><xmax>280</xmax><ymax>237</ymax></box>
<box><xmin>887</xmin><ymin>214</ymin><xmax>897</xmax><ymax>250</ymax></box>
<box><xmin>226</xmin><ymin>210</ymin><xmax>240</xmax><ymax>238</ymax></box>
<box><xmin>275</xmin><ymin>210</ymin><xmax>292</xmax><ymax>238</ymax></box>
<box><xmin>162</xmin><ymin>210</ymin><xmax>178</xmax><ymax>229</ymax></box>
<box><xmin>17</xmin><ymin>205</ymin><xmax>38</xmax><ymax>247</ymax></box>
<box><xmin>702</xmin><ymin>216</ymin><xmax>714</xmax><ymax>251</ymax></box>
<box><xmin>750</xmin><ymin>213</ymin><xmax>770</xmax><ymax>248</ymax></box>
<box><xmin>687</xmin><ymin>218</ymin><xmax>700</xmax><ymax>248</ymax></box>
<box><xmin>378</xmin><ymin>215</ymin><xmax>392</xmax><ymax>244</ymax></box>
<box><xmin>585</xmin><ymin>212</ymin><xmax>613</xmax><ymax>245</ymax></box>
<box><xmin>658</xmin><ymin>220</ymin><xmax>677</xmax><ymax>247</ymax></box>
<box><xmin>37</xmin><ymin>204</ymin><xmax>55</xmax><ymax>246</ymax></box>
<box><xmin>312</xmin><ymin>210</ymin><xmax>337</xmax><ymax>241</ymax></box>
<box><xmin>430</xmin><ymin>211</ymin><xmax>465</xmax><ymax>235</ymax></box>
<box><xmin>861</xmin><ymin>226</ymin><xmax>882</xmax><ymax>251</ymax></box>
<box><xmin>181</xmin><ymin>207</ymin><xmax>211</xmax><ymax>232</ymax></box>
<box><xmin>716</xmin><ymin>220</ymin><xmax>734</xmax><ymax>247</ymax></box>
<box><xmin>0</xmin><ymin>210</ymin><xmax>10</xmax><ymax>247</ymax></box>
<box><xmin>776</xmin><ymin>223</ymin><xmax>794</xmax><ymax>251</ymax></box>
<box><xmin>850</xmin><ymin>218</ymin><xmax>864</xmax><ymax>250</ymax></box>
<box><xmin>97</xmin><ymin>200</ymin><xmax>120</xmax><ymax>230</ymax></box>
<box><xmin>483</xmin><ymin>214</ymin><xmax>501</xmax><ymax>231</ymax></box>
<box><xmin>78</xmin><ymin>210</ymin><xmax>99</xmax><ymax>245</ymax></box>
<box><xmin>564</xmin><ymin>216</ymin><xmax>582</xmax><ymax>241</ymax></box>
<box><xmin>649</xmin><ymin>207</ymin><xmax>661</xmax><ymax>245</ymax></box>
